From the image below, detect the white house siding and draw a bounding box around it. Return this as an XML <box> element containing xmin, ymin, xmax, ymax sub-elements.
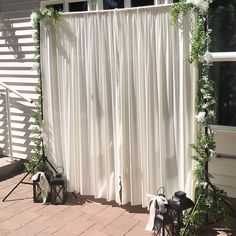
<box><xmin>209</xmin><ymin>129</ymin><xmax>236</xmax><ymax>198</ymax></box>
<box><xmin>0</xmin><ymin>0</ymin><xmax>40</xmax><ymax>159</ymax></box>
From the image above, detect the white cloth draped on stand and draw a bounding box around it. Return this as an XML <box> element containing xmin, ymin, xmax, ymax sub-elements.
<box><xmin>40</xmin><ymin>5</ymin><xmax>195</xmax><ymax>207</ymax></box>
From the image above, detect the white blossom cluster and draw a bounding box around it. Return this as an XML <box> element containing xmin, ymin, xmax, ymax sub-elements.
<box><xmin>31</xmin><ymin>9</ymin><xmax>52</xmax><ymax>29</ymax></box>
<box><xmin>30</xmin><ymin>12</ymin><xmax>38</xmax><ymax>29</ymax></box>
<box><xmin>196</xmin><ymin>73</ymin><xmax>216</xmax><ymax>124</ymax></box>
<box><xmin>32</xmin><ymin>63</ymin><xmax>39</xmax><ymax>71</ymax></box>
<box><xmin>186</xmin><ymin>0</ymin><xmax>209</xmax><ymax>12</ymax></box>
<box><xmin>202</xmin><ymin>51</ymin><xmax>213</xmax><ymax>65</ymax></box>
<box><xmin>196</xmin><ymin>111</ymin><xmax>206</xmax><ymax>123</ymax></box>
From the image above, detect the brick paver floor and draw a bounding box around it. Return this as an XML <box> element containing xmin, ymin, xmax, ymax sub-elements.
<box><xmin>0</xmin><ymin>173</ymin><xmax>151</xmax><ymax>236</ymax></box>
<box><xmin>0</xmin><ymin>173</ymin><xmax>232</xmax><ymax>236</ymax></box>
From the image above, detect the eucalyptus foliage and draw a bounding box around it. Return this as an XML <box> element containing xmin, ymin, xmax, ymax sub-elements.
<box><xmin>25</xmin><ymin>8</ymin><xmax>62</xmax><ymax>174</ymax></box>
<box><xmin>171</xmin><ymin>0</ymin><xmax>230</xmax><ymax>235</ymax></box>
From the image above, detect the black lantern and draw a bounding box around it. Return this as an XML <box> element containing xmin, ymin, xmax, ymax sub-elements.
<box><xmin>153</xmin><ymin>212</ymin><xmax>174</xmax><ymax>236</ymax></box>
<box><xmin>33</xmin><ymin>172</ymin><xmax>51</xmax><ymax>203</ymax></box>
<box><xmin>51</xmin><ymin>174</ymin><xmax>67</xmax><ymax>204</ymax></box>
<box><xmin>152</xmin><ymin>187</ymin><xmax>174</xmax><ymax>236</ymax></box>
<box><xmin>33</xmin><ymin>176</ymin><xmax>43</xmax><ymax>203</ymax></box>
<box><xmin>168</xmin><ymin>191</ymin><xmax>194</xmax><ymax>236</ymax></box>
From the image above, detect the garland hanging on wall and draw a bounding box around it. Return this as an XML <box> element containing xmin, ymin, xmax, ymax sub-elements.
<box><xmin>25</xmin><ymin>9</ymin><xmax>62</xmax><ymax>174</ymax></box>
<box><xmin>171</xmin><ymin>0</ymin><xmax>230</xmax><ymax>235</ymax></box>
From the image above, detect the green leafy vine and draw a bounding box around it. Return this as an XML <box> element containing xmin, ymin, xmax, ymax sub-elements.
<box><xmin>170</xmin><ymin>0</ymin><xmax>230</xmax><ymax>235</ymax></box>
<box><xmin>25</xmin><ymin>8</ymin><xmax>62</xmax><ymax>174</ymax></box>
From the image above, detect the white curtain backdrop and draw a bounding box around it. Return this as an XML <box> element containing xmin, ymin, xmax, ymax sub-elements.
<box><xmin>41</xmin><ymin>5</ymin><xmax>195</xmax><ymax>207</ymax></box>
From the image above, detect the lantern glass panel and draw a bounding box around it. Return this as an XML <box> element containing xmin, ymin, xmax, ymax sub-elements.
<box><xmin>33</xmin><ymin>176</ymin><xmax>51</xmax><ymax>203</ymax></box>
<box><xmin>51</xmin><ymin>176</ymin><xmax>67</xmax><ymax>204</ymax></box>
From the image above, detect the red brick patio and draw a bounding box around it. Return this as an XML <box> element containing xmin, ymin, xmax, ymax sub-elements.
<box><xmin>0</xmin><ymin>173</ymin><xmax>151</xmax><ymax>236</ymax></box>
<box><xmin>0</xmin><ymin>173</ymin><xmax>231</xmax><ymax>236</ymax></box>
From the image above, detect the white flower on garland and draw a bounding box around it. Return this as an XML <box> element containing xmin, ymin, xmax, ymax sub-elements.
<box><xmin>202</xmin><ymin>76</ymin><xmax>208</xmax><ymax>82</ymax></box>
<box><xmin>203</xmin><ymin>51</ymin><xmax>213</xmax><ymax>64</ymax></box>
<box><xmin>207</xmin><ymin>128</ymin><xmax>215</xmax><ymax>135</ymax></box>
<box><xmin>209</xmin><ymin>149</ymin><xmax>216</xmax><ymax>157</ymax></box>
<box><xmin>200</xmin><ymin>88</ymin><xmax>206</xmax><ymax>94</ymax></box>
<box><xmin>34</xmin><ymin>54</ymin><xmax>40</xmax><ymax>60</ymax></box>
<box><xmin>196</xmin><ymin>111</ymin><xmax>206</xmax><ymax>123</ymax></box>
<box><xmin>186</xmin><ymin>0</ymin><xmax>209</xmax><ymax>12</ymax></box>
<box><xmin>47</xmin><ymin>10</ymin><xmax>53</xmax><ymax>17</ymax></box>
<box><xmin>202</xmin><ymin>103</ymin><xmax>208</xmax><ymax>109</ymax></box>
<box><xmin>32</xmin><ymin>63</ymin><xmax>39</xmax><ymax>71</ymax></box>
<box><xmin>208</xmin><ymin>110</ymin><xmax>215</xmax><ymax>118</ymax></box>
<box><xmin>30</xmin><ymin>12</ymin><xmax>38</xmax><ymax>29</ymax></box>
<box><xmin>203</xmin><ymin>93</ymin><xmax>211</xmax><ymax>99</ymax></box>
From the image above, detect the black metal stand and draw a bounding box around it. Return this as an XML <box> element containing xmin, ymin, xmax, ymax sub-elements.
<box><xmin>2</xmin><ymin>172</ymin><xmax>32</xmax><ymax>202</ymax></box>
<box><xmin>182</xmin><ymin>178</ymin><xmax>236</xmax><ymax>236</ymax></box>
<box><xmin>2</xmin><ymin>154</ymin><xmax>77</xmax><ymax>202</ymax></box>
<box><xmin>2</xmin><ymin>153</ymin><xmax>56</xmax><ymax>202</ymax></box>
<box><xmin>2</xmin><ymin>20</ymin><xmax>75</xmax><ymax>203</ymax></box>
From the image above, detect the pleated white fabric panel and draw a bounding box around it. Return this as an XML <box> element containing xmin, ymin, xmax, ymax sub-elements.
<box><xmin>41</xmin><ymin>5</ymin><xmax>195</xmax><ymax>207</ymax></box>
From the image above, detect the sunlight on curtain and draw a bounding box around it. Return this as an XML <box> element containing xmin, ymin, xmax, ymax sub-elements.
<box><xmin>41</xmin><ymin>5</ymin><xmax>195</xmax><ymax>206</ymax></box>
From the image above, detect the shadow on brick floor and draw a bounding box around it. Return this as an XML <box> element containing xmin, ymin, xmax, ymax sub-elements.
<box><xmin>67</xmin><ymin>193</ymin><xmax>148</xmax><ymax>214</ymax></box>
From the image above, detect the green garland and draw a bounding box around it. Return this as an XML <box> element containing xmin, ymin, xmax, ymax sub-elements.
<box><xmin>25</xmin><ymin>8</ymin><xmax>62</xmax><ymax>174</ymax></box>
<box><xmin>171</xmin><ymin>0</ymin><xmax>229</xmax><ymax>235</ymax></box>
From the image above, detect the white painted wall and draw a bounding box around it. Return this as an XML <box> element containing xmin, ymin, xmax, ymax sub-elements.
<box><xmin>209</xmin><ymin>127</ymin><xmax>236</xmax><ymax>198</ymax></box>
